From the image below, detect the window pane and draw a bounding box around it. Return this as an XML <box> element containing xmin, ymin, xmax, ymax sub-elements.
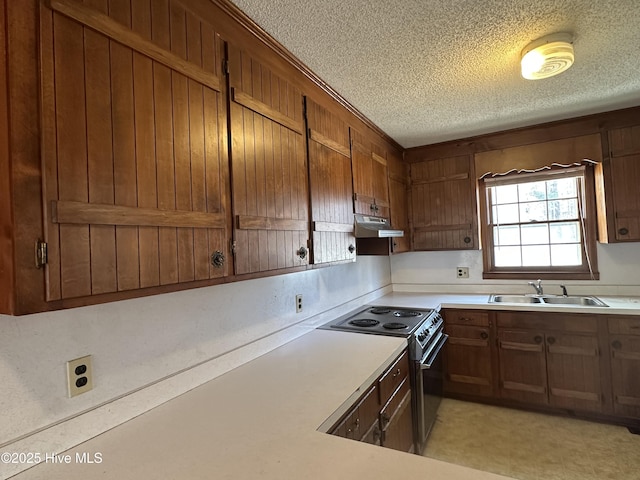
<box><xmin>494</xmin><ymin>184</ymin><xmax>518</xmax><ymax>204</ymax></box>
<box><xmin>518</xmin><ymin>181</ymin><xmax>547</xmax><ymax>202</ymax></box>
<box><xmin>550</xmin><ymin>222</ymin><xmax>581</xmax><ymax>243</ymax></box>
<box><xmin>521</xmin><ymin>223</ymin><xmax>549</xmax><ymax>245</ymax></box>
<box><xmin>519</xmin><ymin>201</ymin><xmax>547</xmax><ymax>222</ymax></box>
<box><xmin>522</xmin><ymin>245</ymin><xmax>550</xmax><ymax>266</ymax></box>
<box><xmin>547</xmin><ymin>177</ymin><xmax>577</xmax><ymax>199</ymax></box>
<box><xmin>548</xmin><ymin>199</ymin><xmax>578</xmax><ymax>220</ymax></box>
<box><xmin>494</xmin><ymin>246</ymin><xmax>521</xmax><ymax>267</ymax></box>
<box><xmin>494</xmin><ymin>225</ymin><xmax>520</xmax><ymax>246</ymax></box>
<box><xmin>495</xmin><ymin>203</ymin><xmax>519</xmax><ymax>224</ymax></box>
<box><xmin>551</xmin><ymin>244</ymin><xmax>582</xmax><ymax>266</ymax></box>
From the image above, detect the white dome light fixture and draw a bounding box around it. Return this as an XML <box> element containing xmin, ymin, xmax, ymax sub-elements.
<box><xmin>521</xmin><ymin>33</ymin><xmax>574</xmax><ymax>80</ymax></box>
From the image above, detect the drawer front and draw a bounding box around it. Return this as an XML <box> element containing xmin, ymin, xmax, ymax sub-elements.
<box><xmin>379</xmin><ymin>350</ymin><xmax>410</xmax><ymax>404</ymax></box>
<box><xmin>496</xmin><ymin>311</ymin><xmax>597</xmax><ymax>333</ymax></box>
<box><xmin>609</xmin><ymin>316</ymin><xmax>640</xmax><ymax>336</ymax></box>
<box><xmin>331</xmin><ymin>384</ymin><xmax>378</xmax><ymax>441</ymax></box>
<box><xmin>380</xmin><ymin>377</ymin><xmax>411</xmax><ymax>429</ymax></box>
<box><xmin>444</xmin><ymin>309</ymin><xmax>489</xmax><ymax>327</ymax></box>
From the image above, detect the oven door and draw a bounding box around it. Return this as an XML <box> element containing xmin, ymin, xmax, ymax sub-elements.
<box><xmin>416</xmin><ymin>331</ymin><xmax>448</xmax><ymax>453</ymax></box>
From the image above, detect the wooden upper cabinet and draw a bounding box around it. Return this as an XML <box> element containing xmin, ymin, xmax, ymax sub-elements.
<box><xmin>409</xmin><ymin>155</ymin><xmax>478</xmax><ymax>250</ymax></box>
<box><xmin>39</xmin><ymin>0</ymin><xmax>231</xmax><ymax>303</ymax></box>
<box><xmin>350</xmin><ymin>129</ymin><xmax>390</xmax><ymax>218</ymax></box>
<box><xmin>305</xmin><ymin>98</ymin><xmax>356</xmax><ymax>264</ymax></box>
<box><xmin>227</xmin><ymin>43</ymin><xmax>309</xmax><ymax>275</ymax></box>
<box><xmin>598</xmin><ymin>126</ymin><xmax>640</xmax><ymax>242</ymax></box>
<box><xmin>387</xmin><ymin>151</ymin><xmax>410</xmax><ymax>253</ymax></box>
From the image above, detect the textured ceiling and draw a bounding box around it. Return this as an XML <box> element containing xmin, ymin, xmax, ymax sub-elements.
<box><xmin>229</xmin><ymin>0</ymin><xmax>640</xmax><ymax>148</ymax></box>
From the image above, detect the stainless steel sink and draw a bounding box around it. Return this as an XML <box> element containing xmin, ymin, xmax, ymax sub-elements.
<box><xmin>540</xmin><ymin>296</ymin><xmax>608</xmax><ymax>306</ymax></box>
<box><xmin>489</xmin><ymin>295</ymin><xmax>543</xmax><ymax>304</ymax></box>
<box><xmin>488</xmin><ymin>294</ymin><xmax>607</xmax><ymax>307</ymax></box>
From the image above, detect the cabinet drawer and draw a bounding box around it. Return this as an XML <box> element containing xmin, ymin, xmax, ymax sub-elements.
<box><xmin>379</xmin><ymin>350</ymin><xmax>410</xmax><ymax>404</ymax></box>
<box><xmin>380</xmin><ymin>377</ymin><xmax>410</xmax><ymax>429</ymax></box>
<box><xmin>331</xmin><ymin>384</ymin><xmax>378</xmax><ymax>441</ymax></box>
<box><xmin>444</xmin><ymin>309</ymin><xmax>489</xmax><ymax>327</ymax></box>
<box><xmin>609</xmin><ymin>317</ymin><xmax>640</xmax><ymax>336</ymax></box>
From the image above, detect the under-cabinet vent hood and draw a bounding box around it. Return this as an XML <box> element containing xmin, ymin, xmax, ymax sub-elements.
<box><xmin>354</xmin><ymin>214</ymin><xmax>404</xmax><ymax>238</ymax></box>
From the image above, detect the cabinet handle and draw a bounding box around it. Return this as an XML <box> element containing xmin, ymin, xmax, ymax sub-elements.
<box><xmin>381</xmin><ymin>413</ymin><xmax>390</xmax><ymax>428</ymax></box>
<box><xmin>611</xmin><ymin>340</ymin><xmax>622</xmax><ymax>350</ymax></box>
<box><xmin>618</xmin><ymin>227</ymin><xmax>629</xmax><ymax>236</ymax></box>
<box><xmin>370</xmin><ymin>204</ymin><xmax>376</xmax><ymax>211</ymax></box>
<box><xmin>210</xmin><ymin>251</ymin><xmax>225</xmax><ymax>268</ymax></box>
<box><xmin>463</xmin><ymin>236</ymin><xmax>471</xmax><ymax>244</ymax></box>
<box><xmin>480</xmin><ymin>332</ymin><xmax>489</xmax><ymax>340</ymax></box>
<box><xmin>534</xmin><ymin>335</ymin><xmax>543</xmax><ymax>344</ymax></box>
<box><xmin>296</xmin><ymin>246</ymin><xmax>308</xmax><ymax>260</ymax></box>
<box><xmin>348</xmin><ymin>244</ymin><xmax>356</xmax><ymax>254</ymax></box>
<box><xmin>547</xmin><ymin>336</ymin><xmax>556</xmax><ymax>345</ymax></box>
<box><xmin>392</xmin><ymin>368</ymin><xmax>401</xmax><ymax>378</ymax></box>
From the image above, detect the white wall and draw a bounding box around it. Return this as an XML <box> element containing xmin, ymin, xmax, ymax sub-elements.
<box><xmin>391</xmin><ymin>242</ymin><xmax>640</xmax><ymax>295</ymax></box>
<box><xmin>0</xmin><ymin>256</ymin><xmax>391</xmax><ymax>448</ymax></box>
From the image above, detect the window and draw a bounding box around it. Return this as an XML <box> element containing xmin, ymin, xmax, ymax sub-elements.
<box><xmin>480</xmin><ymin>166</ymin><xmax>599</xmax><ymax>279</ymax></box>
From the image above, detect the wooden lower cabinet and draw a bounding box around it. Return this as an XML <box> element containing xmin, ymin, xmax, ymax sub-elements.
<box><xmin>498</xmin><ymin>328</ymin><xmax>548</xmax><ymax>405</ymax></box>
<box><xmin>609</xmin><ymin>317</ymin><xmax>640</xmax><ymax>418</ymax></box>
<box><xmin>497</xmin><ymin>312</ymin><xmax>604</xmax><ymax>413</ymax></box>
<box><xmin>443</xmin><ymin>310</ymin><xmax>495</xmax><ymax>398</ymax></box>
<box><xmin>330</xmin><ymin>349</ymin><xmax>414</xmax><ymax>453</ymax></box>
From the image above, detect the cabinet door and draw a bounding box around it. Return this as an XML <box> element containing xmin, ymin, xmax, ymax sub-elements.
<box><xmin>498</xmin><ymin>329</ymin><xmax>548</xmax><ymax>405</ymax></box>
<box><xmin>227</xmin><ymin>44</ymin><xmax>309</xmax><ymax>274</ymax></box>
<box><xmin>388</xmin><ymin>151</ymin><xmax>410</xmax><ymax>253</ymax></box>
<box><xmin>610</xmin><ymin>334</ymin><xmax>640</xmax><ymax>418</ymax></box>
<box><xmin>546</xmin><ymin>332</ymin><xmax>603</xmax><ymax>413</ymax></box>
<box><xmin>410</xmin><ymin>155</ymin><xmax>477</xmax><ymax>250</ymax></box>
<box><xmin>380</xmin><ymin>379</ymin><xmax>414</xmax><ymax>453</ymax></box>
<box><xmin>608</xmin><ymin>153</ymin><xmax>640</xmax><ymax>241</ymax></box>
<box><xmin>305</xmin><ymin>98</ymin><xmax>356</xmax><ymax>264</ymax></box>
<box><xmin>39</xmin><ymin>0</ymin><xmax>230</xmax><ymax>301</ymax></box>
<box><xmin>444</xmin><ymin>324</ymin><xmax>494</xmax><ymax>398</ymax></box>
<box><xmin>371</xmin><ymin>143</ymin><xmax>390</xmax><ymax>218</ymax></box>
<box><xmin>350</xmin><ymin>129</ymin><xmax>390</xmax><ymax>218</ymax></box>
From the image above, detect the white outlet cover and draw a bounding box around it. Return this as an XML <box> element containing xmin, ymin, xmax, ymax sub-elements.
<box><xmin>67</xmin><ymin>355</ymin><xmax>93</xmax><ymax>398</ymax></box>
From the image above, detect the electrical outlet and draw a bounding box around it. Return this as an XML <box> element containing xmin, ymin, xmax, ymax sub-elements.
<box><xmin>456</xmin><ymin>267</ymin><xmax>469</xmax><ymax>278</ymax></box>
<box><xmin>67</xmin><ymin>355</ymin><xmax>93</xmax><ymax>398</ymax></box>
<box><xmin>295</xmin><ymin>294</ymin><xmax>303</xmax><ymax>313</ymax></box>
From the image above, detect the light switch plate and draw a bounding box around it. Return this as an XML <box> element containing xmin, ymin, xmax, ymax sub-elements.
<box><xmin>67</xmin><ymin>355</ymin><xmax>93</xmax><ymax>398</ymax></box>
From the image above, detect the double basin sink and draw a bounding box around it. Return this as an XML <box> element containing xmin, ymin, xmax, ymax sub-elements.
<box><xmin>489</xmin><ymin>294</ymin><xmax>608</xmax><ymax>307</ymax></box>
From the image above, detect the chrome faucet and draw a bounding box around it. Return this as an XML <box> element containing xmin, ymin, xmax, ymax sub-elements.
<box><xmin>528</xmin><ymin>279</ymin><xmax>543</xmax><ymax>295</ymax></box>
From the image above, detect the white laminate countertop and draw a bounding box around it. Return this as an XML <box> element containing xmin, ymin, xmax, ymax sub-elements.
<box><xmin>12</xmin><ymin>329</ymin><xmax>512</xmax><ymax>480</ymax></box>
<box><xmin>369</xmin><ymin>292</ymin><xmax>640</xmax><ymax>315</ymax></box>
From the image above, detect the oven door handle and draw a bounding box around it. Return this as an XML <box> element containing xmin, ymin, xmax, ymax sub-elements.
<box><xmin>420</xmin><ymin>333</ymin><xmax>448</xmax><ymax>370</ymax></box>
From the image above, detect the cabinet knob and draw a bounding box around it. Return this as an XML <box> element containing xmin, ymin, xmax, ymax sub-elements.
<box><xmin>348</xmin><ymin>244</ymin><xmax>356</xmax><ymax>254</ymax></box>
<box><xmin>370</xmin><ymin>204</ymin><xmax>376</xmax><ymax>211</ymax></box>
<box><xmin>392</xmin><ymin>368</ymin><xmax>401</xmax><ymax>378</ymax></box>
<box><xmin>611</xmin><ymin>340</ymin><xmax>622</xmax><ymax>350</ymax></box>
<box><xmin>547</xmin><ymin>336</ymin><xmax>556</xmax><ymax>345</ymax></box>
<box><xmin>296</xmin><ymin>246</ymin><xmax>308</xmax><ymax>260</ymax></box>
<box><xmin>618</xmin><ymin>227</ymin><xmax>629</xmax><ymax>236</ymax></box>
<box><xmin>534</xmin><ymin>335</ymin><xmax>543</xmax><ymax>344</ymax></box>
<box><xmin>463</xmin><ymin>236</ymin><xmax>471</xmax><ymax>244</ymax></box>
<box><xmin>480</xmin><ymin>332</ymin><xmax>489</xmax><ymax>340</ymax></box>
<box><xmin>210</xmin><ymin>251</ymin><xmax>225</xmax><ymax>268</ymax></box>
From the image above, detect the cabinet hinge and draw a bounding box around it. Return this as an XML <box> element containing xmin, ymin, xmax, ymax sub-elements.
<box><xmin>35</xmin><ymin>240</ymin><xmax>48</xmax><ymax>268</ymax></box>
<box><xmin>231</xmin><ymin>240</ymin><xmax>237</xmax><ymax>255</ymax></box>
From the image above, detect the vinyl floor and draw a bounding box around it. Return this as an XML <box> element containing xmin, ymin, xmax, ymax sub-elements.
<box><xmin>422</xmin><ymin>399</ymin><xmax>640</xmax><ymax>480</ymax></box>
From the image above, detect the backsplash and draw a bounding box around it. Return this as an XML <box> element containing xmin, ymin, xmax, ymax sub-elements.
<box><xmin>0</xmin><ymin>257</ymin><xmax>391</xmax><ymax>460</ymax></box>
<box><xmin>391</xmin><ymin>242</ymin><xmax>640</xmax><ymax>296</ymax></box>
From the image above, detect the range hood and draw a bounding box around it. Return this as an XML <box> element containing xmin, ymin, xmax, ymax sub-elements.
<box><xmin>354</xmin><ymin>214</ymin><xmax>404</xmax><ymax>238</ymax></box>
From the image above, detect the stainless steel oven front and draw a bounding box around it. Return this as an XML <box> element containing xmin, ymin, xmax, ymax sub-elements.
<box><xmin>412</xmin><ymin>320</ymin><xmax>448</xmax><ymax>453</ymax></box>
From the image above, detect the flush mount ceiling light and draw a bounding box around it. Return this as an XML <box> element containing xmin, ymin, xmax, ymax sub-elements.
<box><xmin>521</xmin><ymin>33</ymin><xmax>574</xmax><ymax>80</ymax></box>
